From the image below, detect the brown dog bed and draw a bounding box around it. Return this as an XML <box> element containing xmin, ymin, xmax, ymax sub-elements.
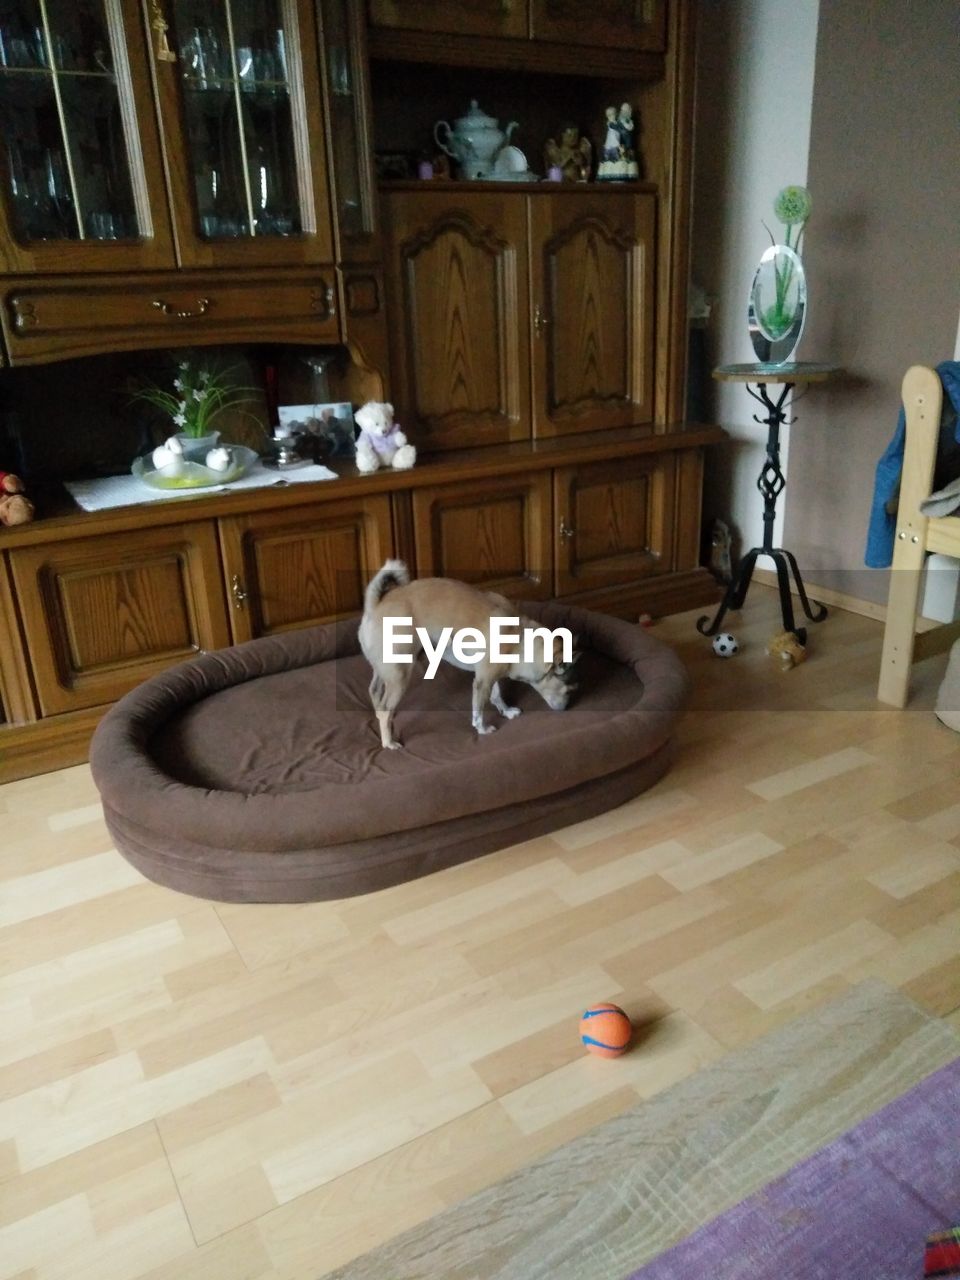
<box><xmin>90</xmin><ymin>601</ymin><xmax>688</xmax><ymax>903</ymax></box>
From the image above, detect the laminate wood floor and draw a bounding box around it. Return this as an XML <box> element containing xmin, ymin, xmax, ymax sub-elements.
<box><xmin>2</xmin><ymin>586</ymin><xmax>959</xmax><ymax>1280</ymax></box>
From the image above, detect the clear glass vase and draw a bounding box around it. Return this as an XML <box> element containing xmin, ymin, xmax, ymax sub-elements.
<box><xmin>174</xmin><ymin>429</ymin><xmax>221</xmax><ymax>461</ymax></box>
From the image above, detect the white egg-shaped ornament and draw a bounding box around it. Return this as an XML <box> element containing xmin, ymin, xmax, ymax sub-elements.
<box><xmin>205</xmin><ymin>446</ymin><xmax>232</xmax><ymax>472</ymax></box>
<box><xmin>152</xmin><ymin>438</ymin><xmax>186</xmax><ymax>476</ymax></box>
<box><xmin>712</xmin><ymin>633</ymin><xmax>739</xmax><ymax>658</ymax></box>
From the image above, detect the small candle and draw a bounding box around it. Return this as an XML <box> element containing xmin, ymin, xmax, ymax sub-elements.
<box><xmin>547</xmin><ymin>165</ymin><xmax>563</xmax><ymax>182</ymax></box>
<box><xmin>417</xmin><ymin>160</ymin><xmax>434</xmax><ymax>180</ymax></box>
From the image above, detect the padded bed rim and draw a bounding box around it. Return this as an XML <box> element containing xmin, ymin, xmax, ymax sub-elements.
<box><xmin>90</xmin><ymin>601</ymin><xmax>689</xmax><ymax>852</ymax></box>
<box><xmin>100</xmin><ymin>744</ymin><xmax>675</xmax><ymax>903</ymax></box>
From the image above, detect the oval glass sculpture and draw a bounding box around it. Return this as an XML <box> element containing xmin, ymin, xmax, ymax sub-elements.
<box><xmin>748</xmin><ymin>244</ymin><xmax>807</xmax><ymax>365</ymax></box>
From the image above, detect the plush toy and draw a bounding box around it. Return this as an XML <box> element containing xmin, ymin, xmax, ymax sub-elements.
<box><xmin>0</xmin><ymin>472</ymin><xmax>35</xmax><ymax>527</ymax></box>
<box><xmin>354</xmin><ymin>401</ymin><xmax>416</xmax><ymax>474</ymax></box>
<box><xmin>767</xmin><ymin>629</ymin><xmax>807</xmax><ymax>669</ymax></box>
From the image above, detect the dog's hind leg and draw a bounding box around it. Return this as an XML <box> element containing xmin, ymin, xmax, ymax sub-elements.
<box><xmin>369</xmin><ymin>668</ymin><xmax>409</xmax><ymax>750</ymax></box>
<box><xmin>491</xmin><ymin>681</ymin><xmax>521</xmax><ymax>720</ymax></box>
<box><xmin>471</xmin><ymin>677</ymin><xmax>497</xmax><ymax>736</ymax></box>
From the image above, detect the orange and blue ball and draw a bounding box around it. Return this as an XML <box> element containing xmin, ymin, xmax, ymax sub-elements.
<box><xmin>580</xmin><ymin>1002</ymin><xmax>632</xmax><ymax>1058</ymax></box>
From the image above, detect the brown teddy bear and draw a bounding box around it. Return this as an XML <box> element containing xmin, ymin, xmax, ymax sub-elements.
<box><xmin>0</xmin><ymin>472</ymin><xmax>36</xmax><ymax>527</ymax></box>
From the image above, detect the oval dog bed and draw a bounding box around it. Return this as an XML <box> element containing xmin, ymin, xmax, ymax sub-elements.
<box><xmin>90</xmin><ymin>601</ymin><xmax>688</xmax><ymax>903</ymax></box>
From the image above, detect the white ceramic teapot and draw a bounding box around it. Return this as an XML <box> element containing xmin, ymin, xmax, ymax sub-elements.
<box><xmin>434</xmin><ymin>100</ymin><xmax>518</xmax><ymax>180</ymax></box>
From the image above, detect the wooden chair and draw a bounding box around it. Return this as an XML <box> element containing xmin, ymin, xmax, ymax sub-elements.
<box><xmin>878</xmin><ymin>365</ymin><xmax>960</xmax><ymax>706</ymax></box>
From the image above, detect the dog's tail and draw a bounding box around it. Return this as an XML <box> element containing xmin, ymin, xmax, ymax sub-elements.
<box><xmin>364</xmin><ymin>559</ymin><xmax>410</xmax><ymax>612</ymax></box>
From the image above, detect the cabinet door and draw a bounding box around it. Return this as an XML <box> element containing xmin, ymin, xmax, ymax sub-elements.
<box><xmin>553</xmin><ymin>455</ymin><xmax>674</xmax><ymax>596</ymax></box>
<box><xmin>9</xmin><ymin>522</ymin><xmax>230</xmax><ymax>715</ymax></box>
<box><xmin>152</xmin><ymin>0</ymin><xmax>334</xmax><ymax>268</ymax></box>
<box><xmin>219</xmin><ymin>495</ymin><xmax>393</xmax><ymax>641</ymax></box>
<box><xmin>0</xmin><ymin>0</ymin><xmax>176</xmax><ymax>274</ymax></box>
<box><xmin>382</xmin><ymin>190</ymin><xmax>530</xmax><ymax>450</ymax></box>
<box><xmin>530</xmin><ymin>191</ymin><xmax>655</xmax><ymax>437</ymax></box>
<box><xmin>319</xmin><ymin>0</ymin><xmax>379</xmax><ymax>260</ymax></box>
<box><xmin>412</xmin><ymin>472</ymin><xmax>551</xmax><ymax>600</ymax></box>
<box><xmin>530</xmin><ymin>0</ymin><xmax>665</xmax><ymax>49</ymax></box>
<box><xmin>366</xmin><ymin>0</ymin><xmax>527</xmax><ymax>40</ymax></box>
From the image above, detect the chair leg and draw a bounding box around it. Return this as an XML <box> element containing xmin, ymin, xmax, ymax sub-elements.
<box><xmin>878</xmin><ymin>542</ymin><xmax>925</xmax><ymax>707</ymax></box>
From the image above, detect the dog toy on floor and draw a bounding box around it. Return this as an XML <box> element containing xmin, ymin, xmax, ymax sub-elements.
<box><xmin>354</xmin><ymin>401</ymin><xmax>417</xmax><ymax>474</ymax></box>
<box><xmin>0</xmin><ymin>472</ymin><xmax>35</xmax><ymax>526</ymax></box>
<box><xmin>580</xmin><ymin>1002</ymin><xmax>632</xmax><ymax>1058</ymax></box>
<box><xmin>766</xmin><ymin>629</ymin><xmax>807</xmax><ymax>668</ymax></box>
<box><xmin>712</xmin><ymin>632</ymin><xmax>739</xmax><ymax>658</ymax></box>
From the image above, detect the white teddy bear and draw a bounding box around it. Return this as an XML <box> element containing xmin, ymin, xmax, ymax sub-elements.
<box><xmin>354</xmin><ymin>401</ymin><xmax>416</xmax><ymax>474</ymax></box>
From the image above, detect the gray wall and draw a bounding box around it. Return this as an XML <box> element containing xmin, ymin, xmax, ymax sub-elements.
<box><xmin>783</xmin><ymin>0</ymin><xmax>960</xmax><ymax>604</ymax></box>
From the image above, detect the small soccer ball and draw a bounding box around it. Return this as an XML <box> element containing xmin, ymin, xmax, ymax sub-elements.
<box><xmin>712</xmin><ymin>633</ymin><xmax>739</xmax><ymax>658</ymax></box>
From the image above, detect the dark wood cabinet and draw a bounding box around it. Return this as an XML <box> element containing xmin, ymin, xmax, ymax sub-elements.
<box><xmin>553</xmin><ymin>454</ymin><xmax>674</xmax><ymax>596</ymax></box>
<box><xmin>383</xmin><ymin>188</ymin><xmax>655</xmax><ymax>449</ymax></box>
<box><xmin>8</xmin><ymin>522</ymin><xmax>230</xmax><ymax>715</ymax></box>
<box><xmin>219</xmin><ymin>494</ymin><xmax>394</xmax><ymax>641</ymax></box>
<box><xmin>383</xmin><ymin>190</ymin><xmax>531</xmax><ymax>451</ymax></box>
<box><xmin>411</xmin><ymin>472</ymin><xmax>552</xmax><ymax>599</ymax></box>
<box><xmin>530</xmin><ymin>191</ymin><xmax>655</xmax><ymax>437</ymax></box>
<box><xmin>530</xmin><ymin>0</ymin><xmax>665</xmax><ymax>50</ymax></box>
<box><xmin>366</xmin><ymin>0</ymin><xmax>528</xmax><ymax>40</ymax></box>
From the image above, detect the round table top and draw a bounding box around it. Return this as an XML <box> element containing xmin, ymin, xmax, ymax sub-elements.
<box><xmin>713</xmin><ymin>362</ymin><xmax>841</xmax><ymax>385</ymax></box>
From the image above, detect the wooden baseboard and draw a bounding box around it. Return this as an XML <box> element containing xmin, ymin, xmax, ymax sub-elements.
<box><xmin>752</xmin><ymin>568</ymin><xmax>944</xmax><ymax>632</ymax></box>
<box><xmin>0</xmin><ymin>706</ymin><xmax>106</xmax><ymax>784</ymax></box>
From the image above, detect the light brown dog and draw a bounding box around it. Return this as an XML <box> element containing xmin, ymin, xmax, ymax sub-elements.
<box><xmin>359</xmin><ymin>560</ymin><xmax>579</xmax><ymax>749</ymax></box>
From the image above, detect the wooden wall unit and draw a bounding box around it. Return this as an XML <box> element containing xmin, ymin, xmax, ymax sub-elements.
<box><xmin>0</xmin><ymin>0</ymin><xmax>724</xmax><ymax>780</ymax></box>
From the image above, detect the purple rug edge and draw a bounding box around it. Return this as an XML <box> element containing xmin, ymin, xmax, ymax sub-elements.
<box><xmin>627</xmin><ymin>1055</ymin><xmax>960</xmax><ymax>1280</ymax></box>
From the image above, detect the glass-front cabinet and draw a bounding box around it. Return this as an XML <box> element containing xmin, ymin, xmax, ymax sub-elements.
<box><xmin>0</xmin><ymin>0</ymin><xmax>175</xmax><ymax>272</ymax></box>
<box><xmin>0</xmin><ymin>0</ymin><xmax>334</xmax><ymax>274</ymax></box>
<box><xmin>157</xmin><ymin>0</ymin><xmax>334</xmax><ymax>266</ymax></box>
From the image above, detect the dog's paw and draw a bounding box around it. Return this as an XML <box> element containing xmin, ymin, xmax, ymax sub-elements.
<box><xmin>382</xmin><ymin>740</ymin><xmax>402</xmax><ymax>750</ymax></box>
<box><xmin>500</xmin><ymin>705</ymin><xmax>522</xmax><ymax>719</ymax></box>
<box><xmin>475</xmin><ymin>722</ymin><xmax>497</xmax><ymax>735</ymax></box>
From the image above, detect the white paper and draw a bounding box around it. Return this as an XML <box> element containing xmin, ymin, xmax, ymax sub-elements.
<box><xmin>65</xmin><ymin>461</ymin><xmax>339</xmax><ymax>514</ymax></box>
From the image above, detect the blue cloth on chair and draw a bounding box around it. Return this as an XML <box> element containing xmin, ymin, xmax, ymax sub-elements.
<box><xmin>865</xmin><ymin>361</ymin><xmax>960</xmax><ymax>568</ymax></box>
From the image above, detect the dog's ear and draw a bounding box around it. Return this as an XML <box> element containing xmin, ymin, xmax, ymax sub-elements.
<box><xmin>554</xmin><ymin>650</ymin><xmax>581</xmax><ymax>681</ymax></box>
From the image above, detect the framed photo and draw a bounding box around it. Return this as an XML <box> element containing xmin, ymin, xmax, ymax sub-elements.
<box><xmin>277</xmin><ymin>403</ymin><xmax>355</xmax><ymax>457</ymax></box>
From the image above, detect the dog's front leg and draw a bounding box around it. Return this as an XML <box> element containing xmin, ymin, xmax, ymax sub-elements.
<box><xmin>491</xmin><ymin>680</ymin><xmax>521</xmax><ymax>720</ymax></box>
<box><xmin>471</xmin><ymin>677</ymin><xmax>497</xmax><ymax>735</ymax></box>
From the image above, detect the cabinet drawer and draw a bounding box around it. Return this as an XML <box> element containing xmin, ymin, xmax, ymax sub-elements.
<box><xmin>9</xmin><ymin>523</ymin><xmax>231</xmax><ymax>716</ymax></box>
<box><xmin>2</xmin><ymin>272</ymin><xmax>340</xmax><ymax>365</ymax></box>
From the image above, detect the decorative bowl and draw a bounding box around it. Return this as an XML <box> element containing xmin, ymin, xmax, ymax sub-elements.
<box><xmin>132</xmin><ymin>445</ymin><xmax>259</xmax><ymax>491</ymax></box>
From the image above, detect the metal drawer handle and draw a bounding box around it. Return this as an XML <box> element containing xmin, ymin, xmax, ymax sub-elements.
<box><xmin>152</xmin><ymin>296</ymin><xmax>211</xmax><ymax>319</ymax></box>
<box><xmin>231</xmin><ymin>574</ymin><xmax>247</xmax><ymax>609</ymax></box>
<box><xmin>559</xmin><ymin>519</ymin><xmax>576</xmax><ymax>540</ymax></box>
<box><xmin>534</xmin><ymin>304</ymin><xmax>549</xmax><ymax>337</ymax></box>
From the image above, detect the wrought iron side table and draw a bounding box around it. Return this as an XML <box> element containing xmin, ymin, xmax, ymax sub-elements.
<box><xmin>697</xmin><ymin>361</ymin><xmax>840</xmax><ymax>642</ymax></box>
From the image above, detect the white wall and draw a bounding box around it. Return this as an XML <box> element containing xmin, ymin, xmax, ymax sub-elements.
<box><xmin>692</xmin><ymin>0</ymin><xmax>820</xmax><ymax>553</ymax></box>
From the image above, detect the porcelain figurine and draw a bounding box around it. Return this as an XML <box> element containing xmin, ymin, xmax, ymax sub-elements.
<box><xmin>434</xmin><ymin>100</ymin><xmax>518</xmax><ymax>180</ymax></box>
<box><xmin>544</xmin><ymin>123</ymin><xmax>592</xmax><ymax>183</ymax></box>
<box><xmin>597</xmin><ymin>103</ymin><xmax>639</xmax><ymax>182</ymax></box>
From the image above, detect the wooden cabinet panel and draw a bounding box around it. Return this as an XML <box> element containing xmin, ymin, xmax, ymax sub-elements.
<box><xmin>412</xmin><ymin>473</ymin><xmax>552</xmax><ymax>599</ymax></box>
<box><xmin>367</xmin><ymin>0</ymin><xmax>528</xmax><ymax>40</ymax></box>
<box><xmin>530</xmin><ymin>0</ymin><xmax>665</xmax><ymax>50</ymax></box>
<box><xmin>553</xmin><ymin>454</ymin><xmax>674</xmax><ymax>596</ymax></box>
<box><xmin>530</xmin><ymin>191</ymin><xmax>655</xmax><ymax>437</ymax></box>
<box><xmin>382</xmin><ymin>190</ymin><xmax>530</xmax><ymax>450</ymax></box>
<box><xmin>2</xmin><ymin>270</ymin><xmax>339</xmax><ymax>365</ymax></box>
<box><xmin>9</xmin><ymin>523</ymin><xmax>230</xmax><ymax>716</ymax></box>
<box><xmin>219</xmin><ymin>495</ymin><xmax>394</xmax><ymax>641</ymax></box>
